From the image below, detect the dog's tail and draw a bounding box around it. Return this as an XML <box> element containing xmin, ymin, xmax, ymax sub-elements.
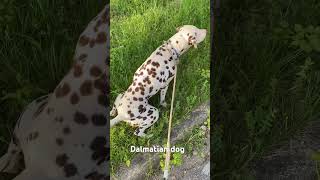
<box><xmin>110</xmin><ymin>115</ymin><xmax>123</xmax><ymax>128</ymax></box>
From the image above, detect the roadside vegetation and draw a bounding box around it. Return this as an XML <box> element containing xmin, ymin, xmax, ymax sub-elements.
<box><xmin>110</xmin><ymin>0</ymin><xmax>210</xmax><ymax>174</ymax></box>
<box><xmin>213</xmin><ymin>0</ymin><xmax>320</xmax><ymax>179</ymax></box>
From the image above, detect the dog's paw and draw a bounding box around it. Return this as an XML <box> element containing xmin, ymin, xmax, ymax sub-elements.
<box><xmin>160</xmin><ymin>101</ymin><xmax>167</xmax><ymax>107</ymax></box>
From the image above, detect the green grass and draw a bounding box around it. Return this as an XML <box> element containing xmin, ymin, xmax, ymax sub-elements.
<box><xmin>110</xmin><ymin>0</ymin><xmax>210</xmax><ymax>174</ymax></box>
<box><xmin>213</xmin><ymin>0</ymin><xmax>320</xmax><ymax>179</ymax></box>
<box><xmin>0</xmin><ymin>0</ymin><xmax>104</xmax><ymax>156</ymax></box>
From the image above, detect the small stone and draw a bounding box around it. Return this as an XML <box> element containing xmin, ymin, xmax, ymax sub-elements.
<box><xmin>202</xmin><ymin>162</ymin><xmax>210</xmax><ymax>176</ymax></box>
<box><xmin>193</xmin><ymin>151</ymin><xmax>198</xmax><ymax>156</ymax></box>
<box><xmin>201</xmin><ymin>125</ymin><xmax>207</xmax><ymax>131</ymax></box>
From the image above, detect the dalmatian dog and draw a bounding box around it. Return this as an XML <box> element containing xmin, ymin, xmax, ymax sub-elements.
<box><xmin>110</xmin><ymin>25</ymin><xmax>207</xmax><ymax>137</ymax></box>
<box><xmin>0</xmin><ymin>4</ymin><xmax>109</xmax><ymax>180</ymax></box>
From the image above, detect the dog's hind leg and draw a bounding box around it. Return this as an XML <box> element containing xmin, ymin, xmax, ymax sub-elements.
<box><xmin>160</xmin><ymin>85</ymin><xmax>169</xmax><ymax>107</ymax></box>
<box><xmin>134</xmin><ymin>106</ymin><xmax>159</xmax><ymax>137</ymax></box>
<box><xmin>0</xmin><ymin>95</ymin><xmax>50</xmax><ymax>174</ymax></box>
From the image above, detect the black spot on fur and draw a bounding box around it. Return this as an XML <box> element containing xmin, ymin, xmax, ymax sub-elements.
<box><xmin>74</xmin><ymin>111</ymin><xmax>89</xmax><ymax>124</ymax></box>
<box><xmin>90</xmin><ymin>137</ymin><xmax>109</xmax><ymax>165</ymax></box>
<box><xmin>85</xmin><ymin>171</ymin><xmax>105</xmax><ymax>179</ymax></box>
<box><xmin>28</xmin><ymin>132</ymin><xmax>39</xmax><ymax>141</ymax></box>
<box><xmin>90</xmin><ymin>136</ymin><xmax>106</xmax><ymax>150</ymax></box>
<box><xmin>168</xmin><ymin>71</ymin><xmax>174</xmax><ymax>78</ymax></box>
<box><xmin>152</xmin><ymin>61</ymin><xmax>160</xmax><ymax>68</ymax></box>
<box><xmin>138</xmin><ymin>105</ymin><xmax>147</xmax><ymax>114</ymax></box>
<box><xmin>64</xmin><ymin>163</ymin><xmax>78</xmax><ymax>177</ymax></box>
<box><xmin>56</xmin><ymin>138</ymin><xmax>64</xmax><ymax>146</ymax></box>
<box><xmin>92</xmin><ymin>114</ymin><xmax>107</xmax><ymax>126</ymax></box>
<box><xmin>56</xmin><ymin>154</ymin><xmax>68</xmax><ymax>167</ymax></box>
<box><xmin>12</xmin><ymin>133</ymin><xmax>19</xmax><ymax>145</ymax></box>
<box><xmin>63</xmin><ymin>127</ymin><xmax>71</xmax><ymax>135</ymax></box>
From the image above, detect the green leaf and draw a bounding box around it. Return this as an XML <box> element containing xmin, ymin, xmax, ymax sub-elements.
<box><xmin>295</xmin><ymin>32</ymin><xmax>305</xmax><ymax>40</ymax></box>
<box><xmin>306</xmin><ymin>25</ymin><xmax>315</xmax><ymax>33</ymax></box>
<box><xmin>294</xmin><ymin>24</ymin><xmax>303</xmax><ymax>32</ymax></box>
<box><xmin>125</xmin><ymin>160</ymin><xmax>131</xmax><ymax>167</ymax></box>
<box><xmin>315</xmin><ymin>26</ymin><xmax>320</xmax><ymax>34</ymax></box>
<box><xmin>279</xmin><ymin>21</ymin><xmax>289</xmax><ymax>28</ymax></box>
<box><xmin>311</xmin><ymin>152</ymin><xmax>320</xmax><ymax>161</ymax></box>
<box><xmin>290</xmin><ymin>40</ymin><xmax>299</xmax><ymax>46</ymax></box>
<box><xmin>299</xmin><ymin>40</ymin><xmax>312</xmax><ymax>52</ymax></box>
<box><xmin>304</xmin><ymin>57</ymin><xmax>314</xmax><ymax>67</ymax></box>
<box><xmin>309</xmin><ymin>35</ymin><xmax>320</xmax><ymax>52</ymax></box>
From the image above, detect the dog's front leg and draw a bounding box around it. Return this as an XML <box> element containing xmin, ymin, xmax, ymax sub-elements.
<box><xmin>160</xmin><ymin>85</ymin><xmax>169</xmax><ymax>107</ymax></box>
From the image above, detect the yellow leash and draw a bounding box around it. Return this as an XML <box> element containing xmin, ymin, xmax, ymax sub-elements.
<box><xmin>163</xmin><ymin>66</ymin><xmax>178</xmax><ymax>180</ymax></box>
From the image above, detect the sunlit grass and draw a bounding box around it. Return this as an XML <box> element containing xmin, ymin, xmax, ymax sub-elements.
<box><xmin>110</xmin><ymin>0</ymin><xmax>210</xmax><ymax>173</ymax></box>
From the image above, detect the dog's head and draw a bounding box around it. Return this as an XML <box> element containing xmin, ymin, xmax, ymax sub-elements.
<box><xmin>176</xmin><ymin>25</ymin><xmax>207</xmax><ymax>48</ymax></box>
<box><xmin>110</xmin><ymin>92</ymin><xmax>124</xmax><ymax>117</ymax></box>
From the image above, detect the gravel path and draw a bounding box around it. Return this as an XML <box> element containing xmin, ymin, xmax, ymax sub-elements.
<box><xmin>152</xmin><ymin>126</ymin><xmax>210</xmax><ymax>180</ymax></box>
<box><xmin>111</xmin><ymin>102</ymin><xmax>210</xmax><ymax>180</ymax></box>
<box><xmin>250</xmin><ymin>120</ymin><xmax>320</xmax><ymax>180</ymax></box>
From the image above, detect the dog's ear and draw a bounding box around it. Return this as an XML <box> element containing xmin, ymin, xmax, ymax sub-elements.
<box><xmin>188</xmin><ymin>36</ymin><xmax>197</xmax><ymax>48</ymax></box>
<box><xmin>176</xmin><ymin>26</ymin><xmax>182</xmax><ymax>32</ymax></box>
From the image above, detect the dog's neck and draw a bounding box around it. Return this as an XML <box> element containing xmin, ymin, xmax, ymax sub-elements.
<box><xmin>165</xmin><ymin>33</ymin><xmax>191</xmax><ymax>61</ymax></box>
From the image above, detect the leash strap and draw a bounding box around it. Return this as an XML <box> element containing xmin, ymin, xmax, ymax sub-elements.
<box><xmin>163</xmin><ymin>66</ymin><xmax>178</xmax><ymax>180</ymax></box>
